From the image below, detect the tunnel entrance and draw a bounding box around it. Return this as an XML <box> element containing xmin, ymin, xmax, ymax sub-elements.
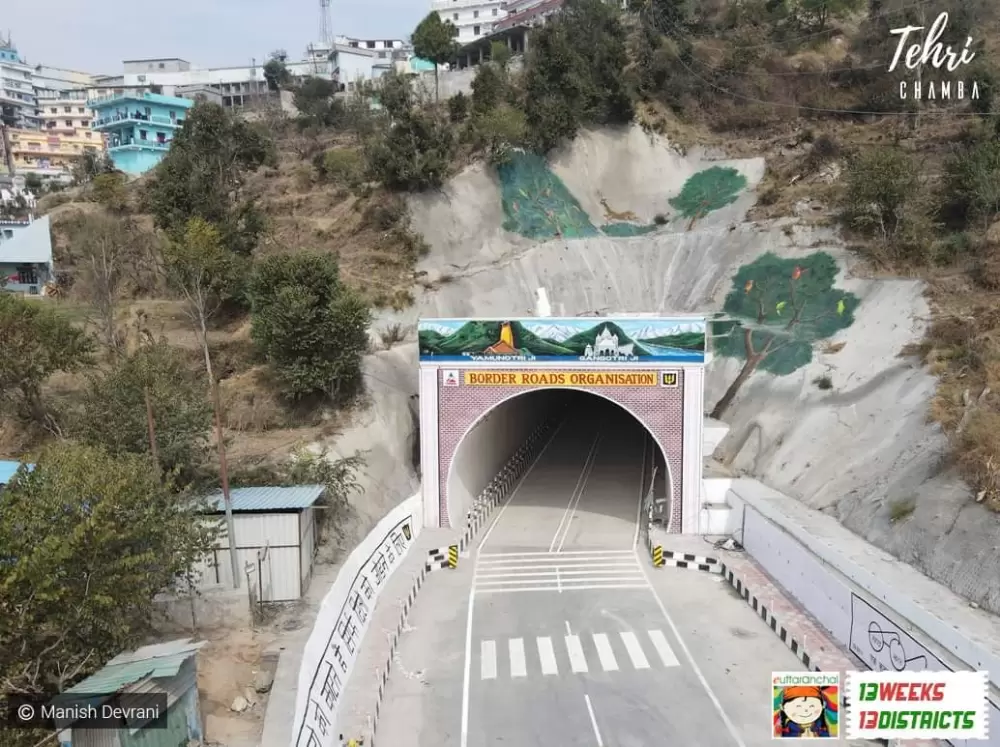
<box><xmin>417</xmin><ymin>315</ymin><xmax>709</xmax><ymax>534</ymax></box>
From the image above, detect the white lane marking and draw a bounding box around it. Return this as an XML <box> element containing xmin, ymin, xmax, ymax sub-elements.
<box><xmin>476</xmin><ymin>576</ymin><xmax>645</xmax><ymax>587</ymax></box>
<box><xmin>476</xmin><ymin>566</ymin><xmax>643</xmax><ymax>578</ymax></box>
<box><xmin>476</xmin><ymin>583</ymin><xmax>650</xmax><ymax>594</ymax></box>
<box><xmin>640</xmin><ymin>563</ymin><xmax>747</xmax><ymax>747</ymax></box>
<box><xmin>647</xmin><ymin>629</ymin><xmax>680</xmax><ymax>668</ymax></box>
<box><xmin>479</xmin><ymin>550</ymin><xmax>636</xmax><ymax>558</ymax></box>
<box><xmin>565</xmin><ymin>620</ymin><xmax>573</xmax><ymax>635</ymax></box>
<box><xmin>537</xmin><ymin>637</ymin><xmax>558</xmax><ymax>675</ymax></box>
<box><xmin>619</xmin><ymin>631</ymin><xmax>650</xmax><ymax>670</ymax></box>
<box><xmin>585</xmin><ymin>694</ymin><xmax>604</xmax><ymax>747</ymax></box>
<box><xmin>549</xmin><ymin>432</ymin><xmax>600</xmax><ymax>552</ymax></box>
<box><xmin>592</xmin><ymin>633</ymin><xmax>619</xmax><ymax>672</ymax></box>
<box><xmin>632</xmin><ymin>431</ymin><xmax>647</xmax><ymax>552</ymax></box>
<box><xmin>460</xmin><ymin>563</ymin><xmax>476</xmax><ymax>747</ymax></box>
<box><xmin>555</xmin><ymin>435</ymin><xmax>602</xmax><ymax>553</ymax></box>
<box><xmin>509</xmin><ymin>638</ymin><xmax>527</xmax><ymax>678</ymax></box>
<box><xmin>480</xmin><ymin>640</ymin><xmax>497</xmax><ymax>680</ymax></box>
<box><xmin>478</xmin><ymin>418</ymin><xmax>567</xmax><ymax>553</ymax></box>
<box><xmin>566</xmin><ymin>634</ymin><xmax>588</xmax><ymax>673</ymax></box>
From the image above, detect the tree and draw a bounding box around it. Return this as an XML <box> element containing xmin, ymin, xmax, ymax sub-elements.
<box><xmin>144</xmin><ymin>101</ymin><xmax>273</xmax><ymax>256</ymax></box>
<box><xmin>709</xmin><ymin>252</ymin><xmax>860</xmax><ymax>419</ymax></box>
<box><xmin>75</xmin><ymin>343</ymin><xmax>213</xmax><ymax>483</ymax></box>
<box><xmin>90</xmin><ymin>172</ymin><xmax>129</xmax><ymax>213</ymax></box>
<box><xmin>263</xmin><ymin>58</ymin><xmax>292</xmax><ymax>91</ymax></box>
<box><xmin>0</xmin><ymin>442</ymin><xmax>217</xmax><ymax>696</ymax></box>
<box><xmin>470</xmin><ymin>103</ymin><xmax>529</xmax><ymax>165</ymax></box>
<box><xmin>448</xmin><ymin>91</ymin><xmax>469</xmax><ymax>122</ymax></box>
<box><xmin>669</xmin><ymin>166</ymin><xmax>748</xmax><ymax>230</ymax></box>
<box><xmin>843</xmin><ymin>148</ymin><xmax>923</xmax><ymax>241</ymax></box>
<box><xmin>522</xmin><ymin>0</ymin><xmax>633</xmax><ymax>152</ymax></box>
<box><xmin>412</xmin><ymin>12</ymin><xmax>460</xmax><ymax>102</ymax></box>
<box><xmin>0</xmin><ymin>294</ymin><xmax>94</xmax><ymax>433</ymax></box>
<box><xmin>629</xmin><ymin>0</ymin><xmax>688</xmax><ymax>33</ymax></box>
<box><xmin>365</xmin><ymin>108</ymin><xmax>456</xmax><ymax>191</ymax></box>
<box><xmin>941</xmin><ymin>138</ymin><xmax>1000</xmax><ymax>231</ymax></box>
<box><xmin>294</xmin><ymin>76</ymin><xmax>339</xmax><ymax>126</ymax></box>
<box><xmin>248</xmin><ymin>253</ymin><xmax>371</xmax><ymax>401</ymax></box>
<box><xmin>23</xmin><ymin>173</ymin><xmax>42</xmax><ymax>193</ymax></box>
<box><xmin>71</xmin><ymin>213</ymin><xmax>149</xmax><ymax>353</ymax></box>
<box><xmin>471</xmin><ymin>62</ymin><xmax>506</xmax><ymax>114</ymax></box>
<box><xmin>796</xmin><ymin>0</ymin><xmax>864</xmax><ymax>31</ymax></box>
<box><xmin>490</xmin><ymin>41</ymin><xmax>512</xmax><ymax>71</ymax></box>
<box><xmin>161</xmin><ymin>218</ymin><xmax>244</xmax><ymax>386</ymax></box>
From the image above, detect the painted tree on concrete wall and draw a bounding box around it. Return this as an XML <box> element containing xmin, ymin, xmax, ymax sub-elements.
<box><xmin>709</xmin><ymin>251</ymin><xmax>860</xmax><ymax>419</ymax></box>
<box><xmin>669</xmin><ymin>166</ymin><xmax>747</xmax><ymax>231</ymax></box>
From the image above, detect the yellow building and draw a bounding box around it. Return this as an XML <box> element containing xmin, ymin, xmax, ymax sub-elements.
<box><xmin>7</xmin><ymin>128</ymin><xmax>103</xmax><ymax>180</ymax></box>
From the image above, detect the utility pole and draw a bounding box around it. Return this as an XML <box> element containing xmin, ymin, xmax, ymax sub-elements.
<box><xmin>211</xmin><ymin>375</ymin><xmax>240</xmax><ymax>589</ymax></box>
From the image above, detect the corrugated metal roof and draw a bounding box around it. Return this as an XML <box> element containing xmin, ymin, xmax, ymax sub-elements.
<box><xmin>203</xmin><ymin>484</ymin><xmax>326</xmax><ymax>512</ymax></box>
<box><xmin>0</xmin><ymin>460</ymin><xmax>33</xmax><ymax>484</ymax></box>
<box><xmin>64</xmin><ymin>639</ymin><xmax>205</xmax><ymax>695</ymax></box>
<box><xmin>0</xmin><ymin>215</ymin><xmax>52</xmax><ymax>264</ymax></box>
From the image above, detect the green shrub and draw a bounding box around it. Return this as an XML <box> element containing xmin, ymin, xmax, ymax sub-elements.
<box><xmin>322</xmin><ymin>148</ymin><xmax>365</xmax><ymax>188</ymax></box>
<box><xmin>365</xmin><ymin>109</ymin><xmax>456</xmax><ymax>191</ymax></box>
<box><xmin>448</xmin><ymin>92</ymin><xmax>469</xmax><ymax>122</ymax></box>
<box><xmin>470</xmin><ymin>104</ymin><xmax>529</xmax><ymax>166</ymax></box>
<box><xmin>941</xmin><ymin>138</ymin><xmax>1000</xmax><ymax>230</ymax></box>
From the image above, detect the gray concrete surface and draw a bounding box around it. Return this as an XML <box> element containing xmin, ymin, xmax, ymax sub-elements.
<box><xmin>374</xmin><ymin>401</ymin><xmax>824</xmax><ymax>746</ymax></box>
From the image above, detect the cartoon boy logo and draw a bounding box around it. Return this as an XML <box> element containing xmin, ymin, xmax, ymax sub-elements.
<box><xmin>773</xmin><ymin>684</ymin><xmax>839</xmax><ymax>738</ymax></box>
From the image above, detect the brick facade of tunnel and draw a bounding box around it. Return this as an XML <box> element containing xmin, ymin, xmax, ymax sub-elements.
<box><xmin>437</xmin><ymin>369</ymin><xmax>685</xmax><ymax>531</ymax></box>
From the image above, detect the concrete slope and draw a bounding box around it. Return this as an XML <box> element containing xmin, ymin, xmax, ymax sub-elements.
<box><xmin>376</xmin><ymin>124</ymin><xmax>1000</xmax><ymax>613</ymax></box>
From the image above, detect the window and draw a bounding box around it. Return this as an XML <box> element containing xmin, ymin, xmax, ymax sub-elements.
<box><xmin>64</xmin><ymin>120</ymin><xmax>72</xmax><ymax>127</ymax></box>
<box><xmin>366</xmin><ymin>41</ymin><xmax>375</xmax><ymax>48</ymax></box>
<box><xmin>139</xmin><ymin>129</ymin><xmax>147</xmax><ymax>140</ymax></box>
<box><xmin>474</xmin><ymin>9</ymin><xmax>479</xmax><ymax>16</ymax></box>
<box><xmin>77</xmin><ymin>107</ymin><xmax>85</xmax><ymax>113</ymax></box>
<box><xmin>63</xmin><ymin>106</ymin><xmax>71</xmax><ymax>113</ymax></box>
<box><xmin>453</xmin><ymin>12</ymin><xmax>458</xmax><ymax>19</ymax></box>
<box><xmin>49</xmin><ymin>107</ymin><xmax>56</xmax><ymax>113</ymax></box>
<box><xmin>158</xmin><ymin>62</ymin><xmax>165</xmax><ymax>69</ymax></box>
<box><xmin>473</xmin><ymin>24</ymin><xmax>480</xmax><ymax>34</ymax></box>
<box><xmin>85</xmin><ymin>132</ymin><xmax>92</xmax><ymax>139</ymax></box>
<box><xmin>493</xmin><ymin>7</ymin><xmax>498</xmax><ymax>14</ymax></box>
<box><xmin>349</xmin><ymin>41</ymin><xmax>358</xmax><ymax>47</ymax></box>
<box><xmin>82</xmin><ymin>119</ymin><xmax>89</xmax><ymax>126</ymax></box>
<box><xmin>17</xmin><ymin>266</ymin><xmax>38</xmax><ymax>285</ymax></box>
<box><xmin>378</xmin><ymin>51</ymin><xmax>387</xmax><ymax>58</ymax></box>
<box><xmin>46</xmin><ymin>121</ymin><xmax>56</xmax><ymax>128</ymax></box>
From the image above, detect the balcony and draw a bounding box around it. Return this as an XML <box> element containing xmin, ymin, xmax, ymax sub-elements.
<box><xmin>92</xmin><ymin>112</ymin><xmax>183</xmax><ymax>130</ymax></box>
<box><xmin>107</xmin><ymin>136</ymin><xmax>171</xmax><ymax>151</ymax></box>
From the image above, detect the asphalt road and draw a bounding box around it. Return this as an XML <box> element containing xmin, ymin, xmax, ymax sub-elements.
<box><xmin>376</xmin><ymin>402</ymin><xmax>822</xmax><ymax>747</ymax></box>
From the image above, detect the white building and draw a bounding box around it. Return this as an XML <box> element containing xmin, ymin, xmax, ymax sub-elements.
<box><xmin>194</xmin><ymin>485</ymin><xmax>326</xmax><ymax>602</ymax></box>
<box><xmin>32</xmin><ymin>65</ymin><xmax>100</xmax><ymax>139</ymax></box>
<box><xmin>0</xmin><ymin>36</ymin><xmax>40</xmax><ymax>130</ymax></box>
<box><xmin>433</xmin><ymin>0</ymin><xmax>507</xmax><ymax>44</ymax></box>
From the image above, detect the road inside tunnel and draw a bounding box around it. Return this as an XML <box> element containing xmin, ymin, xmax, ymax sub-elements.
<box><xmin>447</xmin><ymin>390</ymin><xmax>669</xmax><ymax>547</ymax></box>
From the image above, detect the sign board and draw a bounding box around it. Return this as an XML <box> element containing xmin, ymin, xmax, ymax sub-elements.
<box><xmin>418</xmin><ymin>316</ymin><xmax>706</xmax><ymax>364</ymax></box>
<box><xmin>442</xmin><ymin>370</ymin><xmax>460</xmax><ymax>387</ymax></box>
<box><xmin>849</xmin><ymin>594</ymin><xmax>1000</xmax><ymax>747</ymax></box>
<box><xmin>463</xmin><ymin>370</ymin><xmax>660</xmax><ymax>387</ymax></box>
<box><xmin>292</xmin><ymin>498</ymin><xmax>418</xmax><ymax>747</ymax></box>
<box><xmin>659</xmin><ymin>371</ymin><xmax>679</xmax><ymax>387</ymax></box>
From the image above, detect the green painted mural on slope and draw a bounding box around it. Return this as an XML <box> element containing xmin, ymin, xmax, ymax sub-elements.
<box><xmin>497</xmin><ymin>152</ymin><xmax>658</xmax><ymax>240</ymax></box>
<box><xmin>709</xmin><ymin>251</ymin><xmax>860</xmax><ymax>419</ymax></box>
<box><xmin>670</xmin><ymin>166</ymin><xmax>748</xmax><ymax>228</ymax></box>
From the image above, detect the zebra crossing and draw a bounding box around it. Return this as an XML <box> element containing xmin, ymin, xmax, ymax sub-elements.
<box><xmin>474</xmin><ymin>550</ymin><xmax>649</xmax><ymax>594</ymax></box>
<box><xmin>477</xmin><ymin>629</ymin><xmax>680</xmax><ymax>680</ymax></box>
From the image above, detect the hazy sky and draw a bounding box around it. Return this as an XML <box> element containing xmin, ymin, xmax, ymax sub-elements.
<box><xmin>6</xmin><ymin>0</ymin><xmax>428</xmax><ymax>74</ymax></box>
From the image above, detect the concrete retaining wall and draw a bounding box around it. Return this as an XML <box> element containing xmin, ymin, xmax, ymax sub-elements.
<box><xmin>726</xmin><ymin>478</ymin><xmax>1000</xmax><ymax>746</ymax></box>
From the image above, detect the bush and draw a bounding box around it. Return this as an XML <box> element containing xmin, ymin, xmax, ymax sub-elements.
<box><xmin>941</xmin><ymin>138</ymin><xmax>1000</xmax><ymax>231</ymax></box>
<box><xmin>842</xmin><ymin>148</ymin><xmax>922</xmax><ymax>241</ymax></box>
<box><xmin>470</xmin><ymin>104</ymin><xmax>529</xmax><ymax>166</ymax></box>
<box><xmin>472</xmin><ymin>63</ymin><xmax>506</xmax><ymax>113</ymax></box>
<box><xmin>448</xmin><ymin>92</ymin><xmax>469</xmax><ymax>122</ymax></box>
<box><xmin>91</xmin><ymin>172</ymin><xmax>129</xmax><ymax>212</ymax></box>
<box><xmin>321</xmin><ymin>148</ymin><xmax>366</xmax><ymax>188</ymax></box>
<box><xmin>248</xmin><ymin>253</ymin><xmax>371</xmax><ymax>401</ymax></box>
<box><xmin>365</xmin><ymin>109</ymin><xmax>456</xmax><ymax>191</ymax></box>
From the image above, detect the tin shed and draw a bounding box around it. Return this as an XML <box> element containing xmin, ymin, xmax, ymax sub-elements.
<box><xmin>195</xmin><ymin>485</ymin><xmax>325</xmax><ymax>602</ymax></box>
<box><xmin>57</xmin><ymin>638</ymin><xmax>205</xmax><ymax>747</ymax></box>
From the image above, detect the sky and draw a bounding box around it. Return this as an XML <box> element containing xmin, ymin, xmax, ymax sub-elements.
<box><xmin>6</xmin><ymin>0</ymin><xmax>429</xmax><ymax>74</ymax></box>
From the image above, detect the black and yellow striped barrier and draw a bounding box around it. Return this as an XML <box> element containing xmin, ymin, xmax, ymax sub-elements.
<box><xmin>652</xmin><ymin>545</ymin><xmax>664</xmax><ymax>567</ymax></box>
<box><xmin>448</xmin><ymin>544</ymin><xmax>458</xmax><ymax>568</ymax></box>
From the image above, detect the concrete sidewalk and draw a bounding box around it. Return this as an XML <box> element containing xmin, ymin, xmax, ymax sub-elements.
<box><xmin>335</xmin><ymin>528</ymin><xmax>453</xmax><ymax>742</ymax></box>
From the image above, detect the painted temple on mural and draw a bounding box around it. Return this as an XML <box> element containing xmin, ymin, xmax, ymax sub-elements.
<box><xmin>583</xmin><ymin>327</ymin><xmax>636</xmax><ymax>360</ymax></box>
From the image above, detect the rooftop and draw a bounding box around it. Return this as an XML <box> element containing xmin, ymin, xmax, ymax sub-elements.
<box><xmin>88</xmin><ymin>90</ymin><xmax>194</xmax><ymax>110</ymax></box>
<box><xmin>0</xmin><ymin>215</ymin><xmax>52</xmax><ymax>265</ymax></box>
<box><xmin>64</xmin><ymin>638</ymin><xmax>205</xmax><ymax>696</ymax></box>
<box><xmin>202</xmin><ymin>484</ymin><xmax>326</xmax><ymax>513</ymax></box>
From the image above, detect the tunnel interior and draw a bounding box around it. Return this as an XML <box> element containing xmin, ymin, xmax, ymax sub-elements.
<box><xmin>447</xmin><ymin>389</ymin><xmax>670</xmax><ymax>536</ymax></box>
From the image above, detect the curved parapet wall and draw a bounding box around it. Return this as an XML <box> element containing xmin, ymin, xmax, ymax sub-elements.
<box><xmin>290</xmin><ymin>493</ymin><xmax>422</xmax><ymax>747</ymax></box>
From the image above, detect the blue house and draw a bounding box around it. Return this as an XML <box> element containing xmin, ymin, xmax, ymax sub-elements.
<box><xmin>88</xmin><ymin>91</ymin><xmax>193</xmax><ymax>175</ymax></box>
<box><xmin>0</xmin><ymin>215</ymin><xmax>53</xmax><ymax>295</ymax></box>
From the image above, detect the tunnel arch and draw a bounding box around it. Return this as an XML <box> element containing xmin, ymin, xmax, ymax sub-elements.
<box><xmin>441</xmin><ymin>386</ymin><xmax>683</xmax><ymax>532</ymax></box>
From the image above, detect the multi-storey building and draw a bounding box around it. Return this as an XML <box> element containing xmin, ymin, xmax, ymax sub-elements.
<box><xmin>5</xmin><ymin>129</ymin><xmax>102</xmax><ymax>181</ymax></box>
<box><xmin>0</xmin><ymin>36</ymin><xmax>40</xmax><ymax>130</ymax></box>
<box><xmin>32</xmin><ymin>65</ymin><xmax>100</xmax><ymax>140</ymax></box>
<box><xmin>432</xmin><ymin>0</ymin><xmax>507</xmax><ymax>44</ymax></box>
<box><xmin>88</xmin><ymin>91</ymin><xmax>192</xmax><ymax>175</ymax></box>
<box><xmin>334</xmin><ymin>36</ymin><xmax>413</xmax><ymax>63</ymax></box>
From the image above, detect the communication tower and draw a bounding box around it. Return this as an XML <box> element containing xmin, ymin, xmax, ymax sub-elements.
<box><xmin>319</xmin><ymin>0</ymin><xmax>332</xmax><ymax>46</ymax></box>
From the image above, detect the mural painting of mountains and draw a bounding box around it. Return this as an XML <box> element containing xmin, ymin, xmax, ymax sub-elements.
<box><xmin>418</xmin><ymin>317</ymin><xmax>707</xmax><ymax>362</ymax></box>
